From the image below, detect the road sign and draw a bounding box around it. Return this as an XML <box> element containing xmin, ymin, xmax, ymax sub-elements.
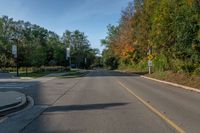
<box><xmin>12</xmin><ymin>45</ymin><xmax>17</xmax><ymax>58</ymax></box>
<box><xmin>148</xmin><ymin>60</ymin><xmax>153</xmax><ymax>67</ymax></box>
<box><xmin>148</xmin><ymin>54</ymin><xmax>153</xmax><ymax>60</ymax></box>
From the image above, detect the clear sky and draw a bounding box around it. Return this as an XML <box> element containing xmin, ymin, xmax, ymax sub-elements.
<box><xmin>0</xmin><ymin>0</ymin><xmax>131</xmax><ymax>52</ymax></box>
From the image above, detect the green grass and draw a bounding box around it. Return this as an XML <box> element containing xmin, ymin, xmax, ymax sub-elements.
<box><xmin>9</xmin><ymin>68</ymin><xmax>87</xmax><ymax>78</ymax></box>
<box><xmin>147</xmin><ymin>71</ymin><xmax>200</xmax><ymax>89</ymax></box>
<box><xmin>60</xmin><ymin>70</ymin><xmax>87</xmax><ymax>78</ymax></box>
<box><xmin>19</xmin><ymin>71</ymin><xmax>50</xmax><ymax>78</ymax></box>
<box><xmin>18</xmin><ymin>70</ymin><xmax>65</xmax><ymax>78</ymax></box>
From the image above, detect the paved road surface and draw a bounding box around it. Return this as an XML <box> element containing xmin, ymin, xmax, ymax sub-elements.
<box><xmin>2</xmin><ymin>70</ymin><xmax>200</xmax><ymax>133</ymax></box>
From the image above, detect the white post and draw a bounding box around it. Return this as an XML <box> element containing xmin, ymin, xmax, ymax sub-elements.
<box><xmin>148</xmin><ymin>60</ymin><xmax>152</xmax><ymax>74</ymax></box>
<box><xmin>149</xmin><ymin>66</ymin><xmax>151</xmax><ymax>74</ymax></box>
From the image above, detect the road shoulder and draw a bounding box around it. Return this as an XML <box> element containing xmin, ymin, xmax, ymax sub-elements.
<box><xmin>141</xmin><ymin>75</ymin><xmax>200</xmax><ymax>93</ymax></box>
<box><xmin>116</xmin><ymin>70</ymin><xmax>200</xmax><ymax>93</ymax></box>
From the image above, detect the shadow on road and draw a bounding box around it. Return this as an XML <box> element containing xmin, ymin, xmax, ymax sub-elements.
<box><xmin>84</xmin><ymin>70</ymin><xmax>148</xmax><ymax>77</ymax></box>
<box><xmin>46</xmin><ymin>103</ymin><xmax>129</xmax><ymax>112</ymax></box>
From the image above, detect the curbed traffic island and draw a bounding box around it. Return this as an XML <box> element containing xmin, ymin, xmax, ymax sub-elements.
<box><xmin>0</xmin><ymin>91</ymin><xmax>28</xmax><ymax>116</ymax></box>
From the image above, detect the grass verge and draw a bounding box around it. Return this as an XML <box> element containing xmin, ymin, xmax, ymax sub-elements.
<box><xmin>117</xmin><ymin>67</ymin><xmax>200</xmax><ymax>90</ymax></box>
<box><xmin>18</xmin><ymin>71</ymin><xmax>64</xmax><ymax>78</ymax></box>
<box><xmin>146</xmin><ymin>71</ymin><xmax>200</xmax><ymax>90</ymax></box>
<box><xmin>60</xmin><ymin>70</ymin><xmax>88</xmax><ymax>78</ymax></box>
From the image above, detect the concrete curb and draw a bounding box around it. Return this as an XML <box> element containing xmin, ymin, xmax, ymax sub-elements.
<box><xmin>44</xmin><ymin>72</ymin><xmax>68</xmax><ymax>77</ymax></box>
<box><xmin>80</xmin><ymin>71</ymin><xmax>90</xmax><ymax>77</ymax></box>
<box><xmin>0</xmin><ymin>91</ymin><xmax>28</xmax><ymax>116</ymax></box>
<box><xmin>59</xmin><ymin>71</ymin><xmax>89</xmax><ymax>78</ymax></box>
<box><xmin>141</xmin><ymin>75</ymin><xmax>200</xmax><ymax>93</ymax></box>
<box><xmin>6</xmin><ymin>96</ymin><xmax>34</xmax><ymax>117</ymax></box>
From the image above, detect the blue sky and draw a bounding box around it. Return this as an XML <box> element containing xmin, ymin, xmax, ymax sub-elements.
<box><xmin>0</xmin><ymin>0</ymin><xmax>131</xmax><ymax>52</ymax></box>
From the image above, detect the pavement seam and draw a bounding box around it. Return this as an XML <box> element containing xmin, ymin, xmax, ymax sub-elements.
<box><xmin>50</xmin><ymin>71</ymin><xmax>90</xmax><ymax>106</ymax></box>
<box><xmin>116</xmin><ymin>79</ymin><xmax>186</xmax><ymax>133</ymax></box>
<box><xmin>19</xmin><ymin>72</ymin><xmax>89</xmax><ymax>132</ymax></box>
<box><xmin>19</xmin><ymin>82</ymin><xmax>79</xmax><ymax>133</ymax></box>
<box><xmin>18</xmin><ymin>105</ymin><xmax>48</xmax><ymax>133</ymax></box>
<box><xmin>51</xmin><ymin>79</ymin><xmax>82</xmax><ymax>106</ymax></box>
<box><xmin>141</xmin><ymin>76</ymin><xmax>200</xmax><ymax>93</ymax></box>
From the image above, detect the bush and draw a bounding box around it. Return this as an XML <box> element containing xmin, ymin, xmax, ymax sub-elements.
<box><xmin>171</xmin><ymin>59</ymin><xmax>197</xmax><ymax>73</ymax></box>
<box><xmin>153</xmin><ymin>54</ymin><xmax>169</xmax><ymax>72</ymax></box>
<box><xmin>193</xmin><ymin>66</ymin><xmax>200</xmax><ymax>75</ymax></box>
<box><xmin>118</xmin><ymin>59</ymin><xmax>147</xmax><ymax>72</ymax></box>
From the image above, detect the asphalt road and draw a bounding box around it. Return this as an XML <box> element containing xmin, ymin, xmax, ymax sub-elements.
<box><xmin>2</xmin><ymin>70</ymin><xmax>200</xmax><ymax>133</ymax></box>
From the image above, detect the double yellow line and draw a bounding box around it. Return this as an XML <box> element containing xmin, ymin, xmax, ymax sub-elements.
<box><xmin>116</xmin><ymin>80</ymin><xmax>186</xmax><ymax>133</ymax></box>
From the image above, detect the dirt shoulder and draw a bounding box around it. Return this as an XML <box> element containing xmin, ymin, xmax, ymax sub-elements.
<box><xmin>145</xmin><ymin>71</ymin><xmax>200</xmax><ymax>90</ymax></box>
<box><xmin>118</xmin><ymin>69</ymin><xmax>200</xmax><ymax>90</ymax></box>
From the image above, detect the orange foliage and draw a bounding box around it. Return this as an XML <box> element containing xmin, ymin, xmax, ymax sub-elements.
<box><xmin>114</xmin><ymin>43</ymin><xmax>135</xmax><ymax>60</ymax></box>
<box><xmin>187</xmin><ymin>0</ymin><xmax>193</xmax><ymax>6</ymax></box>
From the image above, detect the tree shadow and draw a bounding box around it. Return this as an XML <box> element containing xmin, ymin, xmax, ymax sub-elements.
<box><xmin>45</xmin><ymin>102</ymin><xmax>129</xmax><ymax>112</ymax></box>
<box><xmin>84</xmin><ymin>70</ymin><xmax>148</xmax><ymax>77</ymax></box>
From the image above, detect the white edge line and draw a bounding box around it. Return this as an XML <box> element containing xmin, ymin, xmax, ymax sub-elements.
<box><xmin>140</xmin><ymin>75</ymin><xmax>200</xmax><ymax>93</ymax></box>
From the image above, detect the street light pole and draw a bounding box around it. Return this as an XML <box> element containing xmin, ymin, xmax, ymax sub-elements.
<box><xmin>12</xmin><ymin>44</ymin><xmax>19</xmax><ymax>76</ymax></box>
<box><xmin>66</xmin><ymin>47</ymin><xmax>71</xmax><ymax>69</ymax></box>
<box><xmin>69</xmin><ymin>55</ymin><xmax>71</xmax><ymax>69</ymax></box>
<box><xmin>16</xmin><ymin>55</ymin><xmax>19</xmax><ymax>77</ymax></box>
<box><xmin>64</xmin><ymin>38</ymin><xmax>71</xmax><ymax>70</ymax></box>
<box><xmin>69</xmin><ymin>39</ymin><xmax>72</xmax><ymax>70</ymax></box>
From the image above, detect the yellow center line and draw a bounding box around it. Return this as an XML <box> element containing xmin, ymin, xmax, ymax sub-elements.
<box><xmin>116</xmin><ymin>79</ymin><xmax>186</xmax><ymax>133</ymax></box>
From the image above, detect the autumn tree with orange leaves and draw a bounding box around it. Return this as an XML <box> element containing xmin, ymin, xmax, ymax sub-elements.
<box><xmin>102</xmin><ymin>0</ymin><xmax>200</xmax><ymax>73</ymax></box>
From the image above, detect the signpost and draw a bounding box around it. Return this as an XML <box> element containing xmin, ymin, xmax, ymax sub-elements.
<box><xmin>148</xmin><ymin>60</ymin><xmax>152</xmax><ymax>74</ymax></box>
<box><xmin>148</xmin><ymin>54</ymin><xmax>153</xmax><ymax>61</ymax></box>
<box><xmin>66</xmin><ymin>48</ymin><xmax>70</xmax><ymax>59</ymax></box>
<box><xmin>12</xmin><ymin>45</ymin><xmax>19</xmax><ymax>76</ymax></box>
<box><xmin>148</xmin><ymin>60</ymin><xmax>153</xmax><ymax>67</ymax></box>
<box><xmin>66</xmin><ymin>47</ymin><xmax>71</xmax><ymax>69</ymax></box>
<box><xmin>12</xmin><ymin>45</ymin><xmax>17</xmax><ymax>58</ymax></box>
<box><xmin>84</xmin><ymin>58</ymin><xmax>87</xmax><ymax>69</ymax></box>
<box><xmin>147</xmin><ymin>47</ymin><xmax>154</xmax><ymax>74</ymax></box>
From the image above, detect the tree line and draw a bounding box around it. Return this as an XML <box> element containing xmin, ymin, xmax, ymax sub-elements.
<box><xmin>0</xmin><ymin>16</ymin><xmax>98</xmax><ymax>71</ymax></box>
<box><xmin>102</xmin><ymin>0</ymin><xmax>200</xmax><ymax>74</ymax></box>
